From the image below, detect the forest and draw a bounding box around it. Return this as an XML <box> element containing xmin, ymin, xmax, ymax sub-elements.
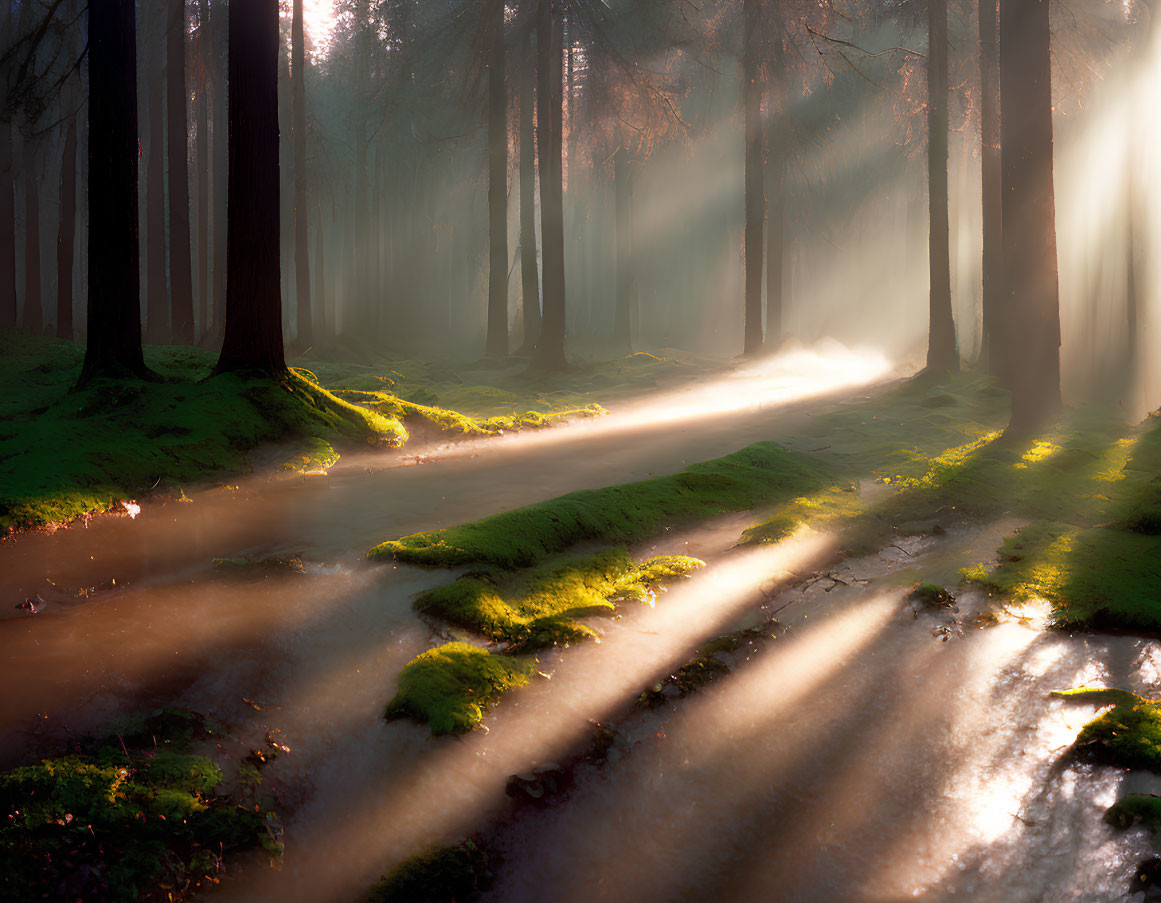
<box><xmin>1</xmin><ymin>0</ymin><xmax>1161</xmax><ymax>899</ymax></box>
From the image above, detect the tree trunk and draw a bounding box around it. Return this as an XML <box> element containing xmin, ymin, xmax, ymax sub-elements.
<box><xmin>0</xmin><ymin>112</ymin><xmax>14</xmax><ymax>329</ymax></box>
<box><xmin>315</xmin><ymin>194</ymin><xmax>327</xmax><ymax>338</ymax></box>
<box><xmin>196</xmin><ymin>0</ymin><xmax>210</xmax><ymax>338</ymax></box>
<box><xmin>764</xmin><ymin>156</ymin><xmax>784</xmax><ymax>351</ymax></box>
<box><xmin>215</xmin><ymin>0</ymin><xmax>285</xmax><ymax>376</ymax></box>
<box><xmin>211</xmin><ymin>0</ymin><xmax>227</xmax><ymax>338</ymax></box>
<box><xmin>1000</xmin><ymin>0</ymin><xmax>1061</xmax><ymax>435</ymax></box>
<box><xmin>742</xmin><ymin>0</ymin><xmax>764</xmax><ymax>357</ymax></box>
<box><xmin>485</xmin><ymin>0</ymin><xmax>509</xmax><ymax>359</ymax></box>
<box><xmin>22</xmin><ymin>138</ymin><xmax>42</xmax><ymax>333</ymax></box>
<box><xmin>979</xmin><ymin>0</ymin><xmax>1002</xmax><ymax>373</ymax></box>
<box><xmin>56</xmin><ymin>110</ymin><xmax>79</xmax><ymax>340</ymax></box>
<box><xmin>145</xmin><ymin>65</ymin><xmax>168</xmax><ymax>342</ymax></box>
<box><xmin>518</xmin><ymin>30</ymin><xmax>541</xmax><ymax>352</ymax></box>
<box><xmin>613</xmin><ymin>147</ymin><xmax>636</xmax><ymax>352</ymax></box>
<box><xmin>166</xmin><ymin>0</ymin><xmax>194</xmax><ymax>344</ymax></box>
<box><xmin>79</xmin><ymin>0</ymin><xmax>150</xmax><ymax>385</ymax></box>
<box><xmin>533</xmin><ymin>0</ymin><xmax>566</xmax><ymax>370</ymax></box>
<box><xmin>292</xmin><ymin>0</ymin><xmax>312</xmax><ymax>347</ymax></box>
<box><xmin>926</xmin><ymin>0</ymin><xmax>958</xmax><ymax>373</ymax></box>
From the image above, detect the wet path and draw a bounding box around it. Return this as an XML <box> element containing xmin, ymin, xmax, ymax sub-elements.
<box><xmin>0</xmin><ymin>348</ymin><xmax>1155</xmax><ymax>902</ymax></box>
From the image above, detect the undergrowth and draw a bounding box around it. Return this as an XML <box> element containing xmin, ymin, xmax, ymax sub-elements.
<box><xmin>0</xmin><ymin>707</ymin><xmax>278</xmax><ymax>902</ymax></box>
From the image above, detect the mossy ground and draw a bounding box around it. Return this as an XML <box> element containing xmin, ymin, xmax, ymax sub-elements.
<box><xmin>1057</xmin><ymin>688</ymin><xmax>1161</xmax><ymax>771</ymax></box>
<box><xmin>0</xmin><ymin>707</ymin><xmax>277</xmax><ymax>902</ymax></box>
<box><xmin>414</xmin><ymin>548</ymin><xmax>703</xmax><ymax>651</ymax></box>
<box><xmin>365</xmin><ymin>839</ymin><xmax>491</xmax><ymax>903</ymax></box>
<box><xmin>384</xmin><ymin>642</ymin><xmax>536</xmax><ymax>735</ymax></box>
<box><xmin>0</xmin><ymin>333</ymin><xmax>664</xmax><ymax>535</ymax></box>
<box><xmin>369</xmin><ymin>442</ymin><xmax>830</xmax><ymax>568</ymax></box>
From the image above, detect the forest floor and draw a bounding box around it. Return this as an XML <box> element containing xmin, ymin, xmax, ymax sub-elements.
<box><xmin>3</xmin><ymin>337</ymin><xmax>1161</xmax><ymax>901</ymax></box>
<box><xmin>0</xmin><ymin>329</ymin><xmax>711</xmax><ymax>535</ymax></box>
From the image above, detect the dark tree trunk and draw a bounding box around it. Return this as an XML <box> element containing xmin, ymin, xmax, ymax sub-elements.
<box><xmin>979</xmin><ymin>0</ymin><xmax>1002</xmax><ymax>373</ymax></box>
<box><xmin>533</xmin><ymin>0</ymin><xmax>566</xmax><ymax>370</ymax></box>
<box><xmin>0</xmin><ymin>113</ymin><xmax>14</xmax><ymax>329</ymax></box>
<box><xmin>1000</xmin><ymin>0</ymin><xmax>1061</xmax><ymax>435</ymax></box>
<box><xmin>145</xmin><ymin>65</ymin><xmax>168</xmax><ymax>342</ymax></box>
<box><xmin>79</xmin><ymin>0</ymin><xmax>149</xmax><ymax>385</ymax></box>
<box><xmin>56</xmin><ymin>110</ymin><xmax>79</xmax><ymax>340</ymax></box>
<box><xmin>215</xmin><ymin>0</ymin><xmax>285</xmax><ymax>376</ymax></box>
<box><xmin>292</xmin><ymin>0</ymin><xmax>312</xmax><ymax>346</ymax></box>
<box><xmin>167</xmin><ymin>0</ymin><xmax>194</xmax><ymax>344</ymax></box>
<box><xmin>613</xmin><ymin>147</ymin><xmax>636</xmax><ymax>352</ymax></box>
<box><xmin>742</xmin><ymin>0</ymin><xmax>764</xmax><ymax>357</ymax></box>
<box><xmin>518</xmin><ymin>30</ymin><xmax>541</xmax><ymax>352</ymax></box>
<box><xmin>485</xmin><ymin>0</ymin><xmax>509</xmax><ymax>359</ymax></box>
<box><xmin>211</xmin><ymin>0</ymin><xmax>227</xmax><ymax>338</ymax></box>
<box><xmin>196</xmin><ymin>0</ymin><xmax>210</xmax><ymax>338</ymax></box>
<box><xmin>926</xmin><ymin>0</ymin><xmax>958</xmax><ymax>373</ymax></box>
<box><xmin>22</xmin><ymin>138</ymin><xmax>43</xmax><ymax>333</ymax></box>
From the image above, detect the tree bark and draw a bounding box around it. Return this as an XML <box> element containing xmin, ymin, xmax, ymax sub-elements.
<box><xmin>485</xmin><ymin>0</ymin><xmax>509</xmax><ymax>358</ymax></box>
<box><xmin>926</xmin><ymin>0</ymin><xmax>958</xmax><ymax>373</ymax></box>
<box><xmin>166</xmin><ymin>0</ymin><xmax>194</xmax><ymax>344</ymax></box>
<box><xmin>196</xmin><ymin>0</ymin><xmax>210</xmax><ymax>338</ymax></box>
<box><xmin>56</xmin><ymin>109</ymin><xmax>79</xmax><ymax>340</ymax></box>
<box><xmin>22</xmin><ymin>137</ymin><xmax>42</xmax><ymax>333</ymax></box>
<box><xmin>0</xmin><ymin>106</ymin><xmax>14</xmax><ymax>329</ymax></box>
<box><xmin>292</xmin><ymin>0</ymin><xmax>312</xmax><ymax>347</ymax></box>
<box><xmin>79</xmin><ymin>0</ymin><xmax>150</xmax><ymax>385</ymax></box>
<box><xmin>211</xmin><ymin>0</ymin><xmax>227</xmax><ymax>338</ymax></box>
<box><xmin>742</xmin><ymin>0</ymin><xmax>764</xmax><ymax>357</ymax></box>
<box><xmin>315</xmin><ymin>194</ymin><xmax>327</xmax><ymax>337</ymax></box>
<box><xmin>145</xmin><ymin>62</ymin><xmax>168</xmax><ymax>342</ymax></box>
<box><xmin>215</xmin><ymin>0</ymin><xmax>285</xmax><ymax>376</ymax></box>
<box><xmin>518</xmin><ymin>29</ymin><xmax>541</xmax><ymax>352</ymax></box>
<box><xmin>764</xmin><ymin>155</ymin><xmax>784</xmax><ymax>351</ymax></box>
<box><xmin>979</xmin><ymin>0</ymin><xmax>1002</xmax><ymax>373</ymax></box>
<box><xmin>1000</xmin><ymin>0</ymin><xmax>1061</xmax><ymax>434</ymax></box>
<box><xmin>533</xmin><ymin>0</ymin><xmax>567</xmax><ymax>370</ymax></box>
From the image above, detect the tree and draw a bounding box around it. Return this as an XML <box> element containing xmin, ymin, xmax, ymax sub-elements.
<box><xmin>484</xmin><ymin>0</ymin><xmax>509</xmax><ymax>359</ymax></box>
<box><xmin>1000</xmin><ymin>0</ymin><xmax>1061</xmax><ymax>434</ymax></box>
<box><xmin>215</xmin><ymin>0</ymin><xmax>286</xmax><ymax>376</ymax></box>
<box><xmin>924</xmin><ymin>0</ymin><xmax>957</xmax><ymax>373</ymax></box>
<box><xmin>56</xmin><ymin>75</ymin><xmax>79</xmax><ymax>340</ymax></box>
<box><xmin>978</xmin><ymin>0</ymin><xmax>1001</xmax><ymax>373</ymax></box>
<box><xmin>167</xmin><ymin>0</ymin><xmax>195</xmax><ymax>344</ymax></box>
<box><xmin>292</xmin><ymin>0</ymin><xmax>312</xmax><ymax>346</ymax></box>
<box><xmin>741</xmin><ymin>0</ymin><xmax>763</xmax><ymax>357</ymax></box>
<box><xmin>143</xmin><ymin>10</ymin><xmax>168</xmax><ymax>343</ymax></box>
<box><xmin>533</xmin><ymin>0</ymin><xmax>567</xmax><ymax>370</ymax></box>
<box><xmin>0</xmin><ymin>2</ymin><xmax>15</xmax><ymax>330</ymax></box>
<box><xmin>21</xmin><ymin>132</ymin><xmax>42</xmax><ymax>332</ymax></box>
<box><xmin>78</xmin><ymin>0</ymin><xmax>150</xmax><ymax>386</ymax></box>
<box><xmin>517</xmin><ymin>26</ymin><xmax>542</xmax><ymax>352</ymax></box>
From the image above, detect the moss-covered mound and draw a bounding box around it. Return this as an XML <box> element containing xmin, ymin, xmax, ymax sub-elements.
<box><xmin>0</xmin><ymin>333</ymin><xmax>401</xmax><ymax>533</ymax></box>
<box><xmin>338</xmin><ymin>387</ymin><xmax>605</xmax><ymax>439</ymax></box>
<box><xmin>385</xmin><ymin>643</ymin><xmax>536</xmax><ymax>735</ymax></box>
<box><xmin>414</xmin><ymin>549</ymin><xmax>703</xmax><ymax>651</ymax></box>
<box><xmin>0</xmin><ymin>707</ymin><xmax>277</xmax><ymax>902</ymax></box>
<box><xmin>365</xmin><ymin>840</ymin><xmax>491</xmax><ymax>903</ymax></box>
<box><xmin>1107</xmin><ymin>794</ymin><xmax>1161</xmax><ymax>834</ymax></box>
<box><xmin>1061</xmin><ymin>688</ymin><xmax>1161</xmax><ymax>771</ymax></box>
<box><xmin>370</xmin><ymin>442</ymin><xmax>829</xmax><ymax>568</ymax></box>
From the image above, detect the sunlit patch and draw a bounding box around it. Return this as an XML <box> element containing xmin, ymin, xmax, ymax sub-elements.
<box><xmin>1022</xmin><ymin>641</ymin><xmax>1068</xmax><ymax>678</ymax></box>
<box><xmin>1095</xmin><ymin>435</ymin><xmax>1143</xmax><ymax>483</ymax></box>
<box><xmin>121</xmin><ymin>500</ymin><xmax>141</xmax><ymax>519</ymax></box>
<box><xmin>1069</xmin><ymin>657</ymin><xmax>1112</xmax><ymax>688</ymax></box>
<box><xmin>1020</xmin><ymin>439</ymin><xmax>1061</xmax><ymax>465</ymax></box>
<box><xmin>891</xmin><ymin>431</ymin><xmax>1002</xmax><ymax>489</ymax></box>
<box><xmin>1136</xmin><ymin>644</ymin><xmax>1161</xmax><ymax>690</ymax></box>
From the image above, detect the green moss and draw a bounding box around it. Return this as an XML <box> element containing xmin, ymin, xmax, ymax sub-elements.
<box><xmin>0</xmin><ymin>333</ymin><xmax>404</xmax><ymax>534</ymax></box>
<box><xmin>1065</xmin><ymin>689</ymin><xmax>1161</xmax><ymax>771</ymax></box>
<box><xmin>1107</xmin><ymin>794</ymin><xmax>1161</xmax><ymax>833</ymax></box>
<box><xmin>385</xmin><ymin>643</ymin><xmax>536</xmax><ymax>734</ymax></box>
<box><xmin>366</xmin><ymin>840</ymin><xmax>491</xmax><ymax>903</ymax></box>
<box><xmin>908</xmin><ymin>581</ymin><xmax>956</xmax><ymax>609</ymax></box>
<box><xmin>280</xmin><ymin>436</ymin><xmax>340</xmax><ymax>473</ymax></box>
<box><xmin>415</xmin><ymin>549</ymin><xmax>702</xmax><ymax>652</ymax></box>
<box><xmin>370</xmin><ymin>442</ymin><xmax>829</xmax><ymax>568</ymax></box>
<box><xmin>0</xmin><ymin>707</ymin><xmax>275</xmax><ymax>902</ymax></box>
